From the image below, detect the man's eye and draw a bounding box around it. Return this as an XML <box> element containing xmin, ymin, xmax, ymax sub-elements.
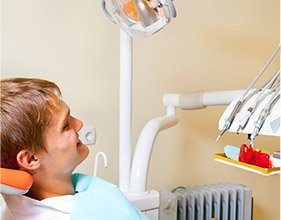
<box><xmin>63</xmin><ymin>122</ymin><xmax>69</xmax><ymax>129</ymax></box>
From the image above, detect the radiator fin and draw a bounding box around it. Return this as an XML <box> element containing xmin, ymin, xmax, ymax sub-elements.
<box><xmin>160</xmin><ymin>183</ymin><xmax>252</xmax><ymax>220</ymax></box>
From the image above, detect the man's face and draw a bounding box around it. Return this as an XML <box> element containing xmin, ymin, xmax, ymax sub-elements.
<box><xmin>37</xmin><ymin>100</ymin><xmax>89</xmax><ymax>176</ymax></box>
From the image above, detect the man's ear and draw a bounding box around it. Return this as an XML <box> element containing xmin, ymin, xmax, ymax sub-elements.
<box><xmin>16</xmin><ymin>149</ymin><xmax>41</xmax><ymax>171</ymax></box>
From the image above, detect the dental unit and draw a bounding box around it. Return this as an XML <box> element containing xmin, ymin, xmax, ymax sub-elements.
<box><xmin>98</xmin><ymin>0</ymin><xmax>281</xmax><ymax>217</ymax></box>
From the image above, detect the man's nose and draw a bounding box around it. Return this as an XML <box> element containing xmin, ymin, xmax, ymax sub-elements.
<box><xmin>75</xmin><ymin>118</ymin><xmax>83</xmax><ymax>132</ymax></box>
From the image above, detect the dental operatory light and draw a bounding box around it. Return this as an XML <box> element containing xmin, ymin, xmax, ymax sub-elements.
<box><xmin>101</xmin><ymin>0</ymin><xmax>177</xmax><ymax>37</ymax></box>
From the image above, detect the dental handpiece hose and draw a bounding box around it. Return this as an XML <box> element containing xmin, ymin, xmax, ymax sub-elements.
<box><xmin>252</xmin><ymin>81</ymin><xmax>280</xmax><ymax>113</ymax></box>
<box><xmin>237</xmin><ymin>70</ymin><xmax>280</xmax><ymax>132</ymax></box>
<box><xmin>215</xmin><ymin>45</ymin><xmax>280</xmax><ymax>143</ymax></box>
<box><xmin>250</xmin><ymin>88</ymin><xmax>280</xmax><ymax>146</ymax></box>
<box><xmin>243</xmin><ymin>69</ymin><xmax>280</xmax><ymax>105</ymax></box>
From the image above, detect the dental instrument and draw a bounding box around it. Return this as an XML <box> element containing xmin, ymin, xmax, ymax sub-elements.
<box><xmin>215</xmin><ymin>45</ymin><xmax>280</xmax><ymax>143</ymax></box>
<box><xmin>236</xmin><ymin>70</ymin><xmax>280</xmax><ymax>133</ymax></box>
<box><xmin>249</xmin><ymin>86</ymin><xmax>280</xmax><ymax>146</ymax></box>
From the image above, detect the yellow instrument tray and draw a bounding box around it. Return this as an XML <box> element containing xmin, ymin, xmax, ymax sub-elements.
<box><xmin>214</xmin><ymin>153</ymin><xmax>280</xmax><ymax>176</ymax></box>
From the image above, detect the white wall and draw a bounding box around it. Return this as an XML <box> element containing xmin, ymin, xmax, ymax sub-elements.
<box><xmin>1</xmin><ymin>0</ymin><xmax>280</xmax><ymax>219</ymax></box>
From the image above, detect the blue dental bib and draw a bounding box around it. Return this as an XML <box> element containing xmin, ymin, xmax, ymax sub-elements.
<box><xmin>71</xmin><ymin>173</ymin><xmax>148</xmax><ymax>220</ymax></box>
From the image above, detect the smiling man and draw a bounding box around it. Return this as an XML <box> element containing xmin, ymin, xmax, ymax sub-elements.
<box><xmin>0</xmin><ymin>78</ymin><xmax>147</xmax><ymax>220</ymax></box>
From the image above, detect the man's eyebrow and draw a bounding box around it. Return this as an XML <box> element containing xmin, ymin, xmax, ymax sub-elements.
<box><xmin>62</xmin><ymin>108</ymin><xmax>70</xmax><ymax>124</ymax></box>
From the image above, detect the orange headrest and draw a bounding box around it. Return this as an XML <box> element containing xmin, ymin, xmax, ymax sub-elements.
<box><xmin>0</xmin><ymin>168</ymin><xmax>33</xmax><ymax>195</ymax></box>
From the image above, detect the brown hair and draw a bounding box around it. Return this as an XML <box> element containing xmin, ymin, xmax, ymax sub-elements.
<box><xmin>0</xmin><ymin>78</ymin><xmax>61</xmax><ymax>169</ymax></box>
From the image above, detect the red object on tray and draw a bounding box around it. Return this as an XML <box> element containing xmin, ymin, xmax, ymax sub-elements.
<box><xmin>239</xmin><ymin>144</ymin><xmax>272</xmax><ymax>168</ymax></box>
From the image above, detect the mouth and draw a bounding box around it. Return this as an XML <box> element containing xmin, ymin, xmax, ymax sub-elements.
<box><xmin>77</xmin><ymin>139</ymin><xmax>83</xmax><ymax>147</ymax></box>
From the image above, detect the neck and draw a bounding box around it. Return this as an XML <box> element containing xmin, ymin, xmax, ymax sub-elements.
<box><xmin>25</xmin><ymin>173</ymin><xmax>74</xmax><ymax>201</ymax></box>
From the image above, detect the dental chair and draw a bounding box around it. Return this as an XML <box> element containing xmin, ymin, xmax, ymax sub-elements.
<box><xmin>0</xmin><ymin>168</ymin><xmax>33</xmax><ymax>219</ymax></box>
<box><xmin>0</xmin><ymin>168</ymin><xmax>33</xmax><ymax>195</ymax></box>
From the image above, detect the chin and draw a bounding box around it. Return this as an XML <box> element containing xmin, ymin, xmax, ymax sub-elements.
<box><xmin>77</xmin><ymin>144</ymin><xmax>90</xmax><ymax>163</ymax></box>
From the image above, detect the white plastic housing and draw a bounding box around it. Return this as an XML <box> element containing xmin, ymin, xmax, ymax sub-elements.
<box><xmin>119</xmin><ymin>29</ymin><xmax>133</xmax><ymax>192</ymax></box>
<box><xmin>129</xmin><ymin>114</ymin><xmax>179</xmax><ymax>195</ymax></box>
<box><xmin>163</xmin><ymin>90</ymin><xmax>243</xmax><ymax>109</ymax></box>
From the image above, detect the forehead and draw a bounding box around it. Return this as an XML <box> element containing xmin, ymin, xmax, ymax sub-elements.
<box><xmin>48</xmin><ymin>100</ymin><xmax>70</xmax><ymax>123</ymax></box>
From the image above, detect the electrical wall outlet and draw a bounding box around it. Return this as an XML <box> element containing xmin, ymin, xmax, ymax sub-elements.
<box><xmin>78</xmin><ymin>126</ymin><xmax>96</xmax><ymax>145</ymax></box>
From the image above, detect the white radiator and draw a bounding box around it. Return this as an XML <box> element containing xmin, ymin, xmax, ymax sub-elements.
<box><xmin>160</xmin><ymin>183</ymin><xmax>252</xmax><ymax>220</ymax></box>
